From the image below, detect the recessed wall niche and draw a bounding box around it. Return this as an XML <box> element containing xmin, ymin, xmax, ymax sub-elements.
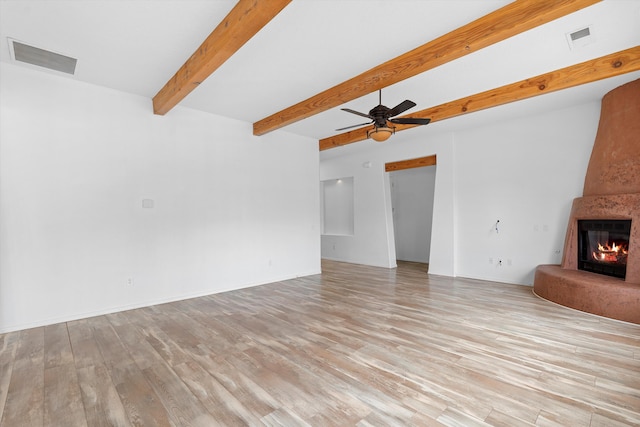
<box><xmin>321</xmin><ymin>177</ymin><xmax>354</xmax><ymax>236</ymax></box>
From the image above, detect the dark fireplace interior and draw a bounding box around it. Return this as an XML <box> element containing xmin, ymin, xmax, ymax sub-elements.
<box><xmin>578</xmin><ymin>219</ymin><xmax>631</xmax><ymax>279</ymax></box>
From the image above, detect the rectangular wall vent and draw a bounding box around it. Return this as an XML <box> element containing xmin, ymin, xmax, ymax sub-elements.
<box><xmin>9</xmin><ymin>39</ymin><xmax>77</xmax><ymax>75</ymax></box>
<box><xmin>566</xmin><ymin>26</ymin><xmax>595</xmax><ymax>50</ymax></box>
<box><xmin>570</xmin><ymin>27</ymin><xmax>591</xmax><ymax>41</ymax></box>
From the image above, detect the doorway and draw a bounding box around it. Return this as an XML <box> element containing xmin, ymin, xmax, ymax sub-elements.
<box><xmin>388</xmin><ymin>157</ymin><xmax>436</xmax><ymax>269</ymax></box>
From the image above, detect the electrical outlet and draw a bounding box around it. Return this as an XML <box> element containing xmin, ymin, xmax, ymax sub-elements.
<box><xmin>498</xmin><ymin>259</ymin><xmax>503</xmax><ymax>266</ymax></box>
<box><xmin>127</xmin><ymin>277</ymin><xmax>134</xmax><ymax>286</ymax></box>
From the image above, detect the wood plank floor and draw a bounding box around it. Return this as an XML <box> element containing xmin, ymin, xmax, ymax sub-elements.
<box><xmin>1</xmin><ymin>260</ymin><xmax>639</xmax><ymax>426</ymax></box>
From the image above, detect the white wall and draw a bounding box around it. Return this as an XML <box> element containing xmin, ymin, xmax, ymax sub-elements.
<box><xmin>453</xmin><ymin>104</ymin><xmax>598</xmax><ymax>284</ymax></box>
<box><xmin>320</xmin><ymin>100</ymin><xmax>599</xmax><ymax>284</ymax></box>
<box><xmin>320</xmin><ymin>132</ymin><xmax>455</xmax><ymax>272</ymax></box>
<box><xmin>0</xmin><ymin>62</ymin><xmax>320</xmax><ymax>333</ymax></box>
<box><xmin>321</xmin><ymin>177</ymin><xmax>354</xmax><ymax>235</ymax></box>
<box><xmin>390</xmin><ymin>166</ymin><xmax>436</xmax><ymax>263</ymax></box>
<box><xmin>320</xmin><ymin>153</ymin><xmax>396</xmax><ymax>267</ymax></box>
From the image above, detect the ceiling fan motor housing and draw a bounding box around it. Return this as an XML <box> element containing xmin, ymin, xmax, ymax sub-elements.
<box><xmin>369</xmin><ymin>104</ymin><xmax>391</xmax><ymax>127</ymax></box>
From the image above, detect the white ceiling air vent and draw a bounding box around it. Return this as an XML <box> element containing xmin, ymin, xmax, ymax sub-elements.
<box><xmin>8</xmin><ymin>39</ymin><xmax>77</xmax><ymax>75</ymax></box>
<box><xmin>566</xmin><ymin>26</ymin><xmax>595</xmax><ymax>51</ymax></box>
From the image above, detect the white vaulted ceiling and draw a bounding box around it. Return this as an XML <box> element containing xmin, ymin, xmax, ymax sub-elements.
<box><xmin>1</xmin><ymin>0</ymin><xmax>639</xmax><ymax>150</ymax></box>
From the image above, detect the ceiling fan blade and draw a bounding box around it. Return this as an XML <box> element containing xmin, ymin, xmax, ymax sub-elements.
<box><xmin>335</xmin><ymin>121</ymin><xmax>373</xmax><ymax>131</ymax></box>
<box><xmin>341</xmin><ymin>108</ymin><xmax>374</xmax><ymax>120</ymax></box>
<box><xmin>389</xmin><ymin>117</ymin><xmax>431</xmax><ymax>125</ymax></box>
<box><xmin>387</xmin><ymin>100</ymin><xmax>416</xmax><ymax>118</ymax></box>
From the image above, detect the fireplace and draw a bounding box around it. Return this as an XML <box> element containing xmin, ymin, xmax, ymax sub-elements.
<box><xmin>533</xmin><ymin>78</ymin><xmax>640</xmax><ymax>324</ymax></box>
<box><xmin>578</xmin><ymin>219</ymin><xmax>631</xmax><ymax>279</ymax></box>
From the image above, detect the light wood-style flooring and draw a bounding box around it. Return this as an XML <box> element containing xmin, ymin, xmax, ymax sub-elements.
<box><xmin>1</xmin><ymin>260</ymin><xmax>639</xmax><ymax>426</ymax></box>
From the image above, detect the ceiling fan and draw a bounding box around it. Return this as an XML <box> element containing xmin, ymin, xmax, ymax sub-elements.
<box><xmin>336</xmin><ymin>90</ymin><xmax>431</xmax><ymax>142</ymax></box>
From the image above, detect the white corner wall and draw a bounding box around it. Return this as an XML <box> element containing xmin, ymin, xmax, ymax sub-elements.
<box><xmin>320</xmin><ymin>100</ymin><xmax>600</xmax><ymax>285</ymax></box>
<box><xmin>0</xmin><ymin>62</ymin><xmax>320</xmax><ymax>333</ymax></box>
<box><xmin>454</xmin><ymin>103</ymin><xmax>598</xmax><ymax>285</ymax></box>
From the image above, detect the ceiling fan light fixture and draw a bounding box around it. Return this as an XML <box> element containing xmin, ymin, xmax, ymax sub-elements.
<box><xmin>368</xmin><ymin>126</ymin><xmax>394</xmax><ymax>142</ymax></box>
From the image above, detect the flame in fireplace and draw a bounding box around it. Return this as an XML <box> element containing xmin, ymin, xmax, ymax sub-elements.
<box><xmin>593</xmin><ymin>241</ymin><xmax>628</xmax><ymax>264</ymax></box>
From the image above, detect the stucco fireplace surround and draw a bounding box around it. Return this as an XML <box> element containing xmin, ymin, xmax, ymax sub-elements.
<box><xmin>533</xmin><ymin>78</ymin><xmax>640</xmax><ymax>324</ymax></box>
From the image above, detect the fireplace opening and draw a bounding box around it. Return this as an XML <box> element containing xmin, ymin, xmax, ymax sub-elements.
<box><xmin>578</xmin><ymin>219</ymin><xmax>631</xmax><ymax>279</ymax></box>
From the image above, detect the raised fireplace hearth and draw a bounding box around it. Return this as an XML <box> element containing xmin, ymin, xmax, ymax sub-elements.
<box><xmin>534</xmin><ymin>78</ymin><xmax>640</xmax><ymax>324</ymax></box>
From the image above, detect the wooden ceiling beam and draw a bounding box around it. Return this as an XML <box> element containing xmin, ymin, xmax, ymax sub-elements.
<box><xmin>319</xmin><ymin>46</ymin><xmax>640</xmax><ymax>150</ymax></box>
<box><xmin>253</xmin><ymin>0</ymin><xmax>601</xmax><ymax>135</ymax></box>
<box><xmin>386</xmin><ymin>155</ymin><xmax>437</xmax><ymax>172</ymax></box>
<box><xmin>153</xmin><ymin>0</ymin><xmax>292</xmax><ymax>116</ymax></box>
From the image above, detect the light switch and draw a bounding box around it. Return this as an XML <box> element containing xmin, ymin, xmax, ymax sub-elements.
<box><xmin>142</xmin><ymin>199</ymin><xmax>154</xmax><ymax>209</ymax></box>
